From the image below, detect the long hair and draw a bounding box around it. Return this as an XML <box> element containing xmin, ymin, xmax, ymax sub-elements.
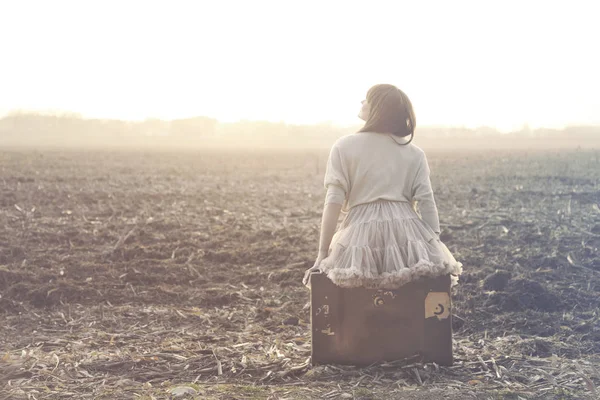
<box><xmin>358</xmin><ymin>84</ymin><xmax>416</xmax><ymax>145</ymax></box>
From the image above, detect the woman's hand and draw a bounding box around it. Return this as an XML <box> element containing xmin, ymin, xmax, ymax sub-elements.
<box><xmin>302</xmin><ymin>252</ymin><xmax>327</xmax><ymax>286</ymax></box>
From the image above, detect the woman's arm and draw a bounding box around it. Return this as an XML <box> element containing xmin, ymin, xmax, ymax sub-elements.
<box><xmin>318</xmin><ymin>202</ymin><xmax>343</xmax><ymax>257</ymax></box>
<box><xmin>303</xmin><ymin>143</ymin><xmax>348</xmax><ymax>286</ymax></box>
<box><xmin>412</xmin><ymin>153</ymin><xmax>441</xmax><ymax>235</ymax></box>
<box><xmin>320</xmin><ymin>143</ymin><xmax>348</xmax><ymax>254</ymax></box>
<box><xmin>303</xmin><ymin>202</ymin><xmax>343</xmax><ymax>286</ymax></box>
<box><xmin>418</xmin><ymin>196</ymin><xmax>441</xmax><ymax>236</ymax></box>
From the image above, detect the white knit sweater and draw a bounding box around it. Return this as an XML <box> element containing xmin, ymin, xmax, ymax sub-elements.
<box><xmin>324</xmin><ymin>131</ymin><xmax>441</xmax><ymax>235</ymax></box>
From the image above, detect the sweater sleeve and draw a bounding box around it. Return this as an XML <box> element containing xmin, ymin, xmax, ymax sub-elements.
<box><xmin>411</xmin><ymin>153</ymin><xmax>441</xmax><ymax>235</ymax></box>
<box><xmin>324</xmin><ymin>144</ymin><xmax>349</xmax><ymax>205</ymax></box>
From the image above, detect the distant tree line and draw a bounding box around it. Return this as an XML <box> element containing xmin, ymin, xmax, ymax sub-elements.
<box><xmin>0</xmin><ymin>112</ymin><xmax>598</xmax><ymax>141</ymax></box>
<box><xmin>0</xmin><ymin>112</ymin><xmax>218</xmax><ymax>138</ymax></box>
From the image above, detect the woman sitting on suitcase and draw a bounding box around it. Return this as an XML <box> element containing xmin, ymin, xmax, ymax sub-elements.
<box><xmin>303</xmin><ymin>84</ymin><xmax>462</xmax><ymax>289</ymax></box>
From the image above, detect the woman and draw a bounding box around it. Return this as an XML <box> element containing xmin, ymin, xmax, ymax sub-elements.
<box><xmin>303</xmin><ymin>84</ymin><xmax>462</xmax><ymax>289</ymax></box>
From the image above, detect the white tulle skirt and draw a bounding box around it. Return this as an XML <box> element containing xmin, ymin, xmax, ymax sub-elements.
<box><xmin>318</xmin><ymin>200</ymin><xmax>463</xmax><ymax>289</ymax></box>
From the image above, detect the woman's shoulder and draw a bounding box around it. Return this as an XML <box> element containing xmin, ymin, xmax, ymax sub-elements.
<box><xmin>331</xmin><ymin>133</ymin><xmax>363</xmax><ymax>150</ymax></box>
<box><xmin>331</xmin><ymin>132</ymin><xmax>426</xmax><ymax>157</ymax></box>
<box><xmin>332</xmin><ymin>131</ymin><xmax>392</xmax><ymax>146</ymax></box>
<box><xmin>409</xmin><ymin>142</ymin><xmax>426</xmax><ymax>155</ymax></box>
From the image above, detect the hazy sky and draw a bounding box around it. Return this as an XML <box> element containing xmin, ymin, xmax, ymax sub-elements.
<box><xmin>1</xmin><ymin>0</ymin><xmax>599</xmax><ymax>131</ymax></box>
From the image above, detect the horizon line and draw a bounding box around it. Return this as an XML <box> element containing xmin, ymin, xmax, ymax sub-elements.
<box><xmin>2</xmin><ymin>109</ymin><xmax>600</xmax><ymax>133</ymax></box>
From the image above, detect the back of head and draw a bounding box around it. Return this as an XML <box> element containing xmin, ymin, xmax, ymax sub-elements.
<box><xmin>359</xmin><ymin>84</ymin><xmax>416</xmax><ymax>143</ymax></box>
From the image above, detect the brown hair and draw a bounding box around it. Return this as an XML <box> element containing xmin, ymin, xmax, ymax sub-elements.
<box><xmin>358</xmin><ymin>84</ymin><xmax>416</xmax><ymax>145</ymax></box>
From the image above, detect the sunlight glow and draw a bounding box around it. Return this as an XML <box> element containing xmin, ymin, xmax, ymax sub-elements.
<box><xmin>1</xmin><ymin>0</ymin><xmax>599</xmax><ymax>131</ymax></box>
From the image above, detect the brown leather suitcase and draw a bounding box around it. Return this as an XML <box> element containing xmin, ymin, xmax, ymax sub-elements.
<box><xmin>310</xmin><ymin>272</ymin><xmax>453</xmax><ymax>366</ymax></box>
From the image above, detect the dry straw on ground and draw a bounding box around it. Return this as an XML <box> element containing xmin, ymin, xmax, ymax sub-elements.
<box><xmin>1</xmin><ymin>148</ymin><xmax>599</xmax><ymax>399</ymax></box>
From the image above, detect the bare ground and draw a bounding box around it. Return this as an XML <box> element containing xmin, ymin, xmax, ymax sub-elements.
<box><xmin>1</xmin><ymin>147</ymin><xmax>599</xmax><ymax>399</ymax></box>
